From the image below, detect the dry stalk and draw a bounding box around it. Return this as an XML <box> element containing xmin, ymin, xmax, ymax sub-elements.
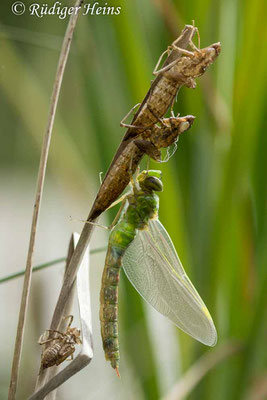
<box><xmin>8</xmin><ymin>2</ymin><xmax>84</xmax><ymax>398</ymax></box>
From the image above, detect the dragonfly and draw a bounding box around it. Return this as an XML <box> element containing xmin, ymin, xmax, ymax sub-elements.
<box><xmin>99</xmin><ymin>170</ymin><xmax>217</xmax><ymax>376</ymax></box>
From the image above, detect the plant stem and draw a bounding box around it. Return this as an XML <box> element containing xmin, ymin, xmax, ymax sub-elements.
<box><xmin>0</xmin><ymin>247</ymin><xmax>106</xmax><ymax>284</ymax></box>
<box><xmin>0</xmin><ymin>259</ymin><xmax>65</xmax><ymax>284</ymax></box>
<box><xmin>8</xmin><ymin>2</ymin><xmax>84</xmax><ymax>398</ymax></box>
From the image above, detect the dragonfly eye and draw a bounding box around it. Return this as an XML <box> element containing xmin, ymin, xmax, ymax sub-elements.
<box><xmin>141</xmin><ymin>176</ymin><xmax>163</xmax><ymax>192</ymax></box>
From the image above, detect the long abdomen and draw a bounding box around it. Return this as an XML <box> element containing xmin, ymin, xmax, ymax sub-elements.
<box><xmin>100</xmin><ymin>224</ymin><xmax>135</xmax><ymax>372</ymax></box>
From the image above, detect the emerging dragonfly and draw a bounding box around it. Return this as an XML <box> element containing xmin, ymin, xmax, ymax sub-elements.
<box><xmin>100</xmin><ymin>170</ymin><xmax>217</xmax><ymax>376</ymax></box>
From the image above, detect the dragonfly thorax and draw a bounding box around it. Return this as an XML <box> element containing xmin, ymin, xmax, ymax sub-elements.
<box><xmin>109</xmin><ymin>191</ymin><xmax>159</xmax><ymax>254</ymax></box>
<box><xmin>126</xmin><ymin>192</ymin><xmax>159</xmax><ymax>230</ymax></box>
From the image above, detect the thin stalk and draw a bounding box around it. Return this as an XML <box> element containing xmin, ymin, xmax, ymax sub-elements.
<box><xmin>8</xmin><ymin>2</ymin><xmax>84</xmax><ymax>398</ymax></box>
<box><xmin>0</xmin><ymin>247</ymin><xmax>106</xmax><ymax>284</ymax></box>
<box><xmin>0</xmin><ymin>259</ymin><xmax>65</xmax><ymax>284</ymax></box>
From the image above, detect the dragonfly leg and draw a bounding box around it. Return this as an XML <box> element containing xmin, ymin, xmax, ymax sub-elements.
<box><xmin>62</xmin><ymin>315</ymin><xmax>73</xmax><ymax>330</ymax></box>
<box><xmin>154</xmin><ymin>25</ymin><xmax>198</xmax><ymax>76</ymax></box>
<box><xmin>128</xmin><ymin>150</ymin><xmax>142</xmax><ymax>194</ymax></box>
<box><xmin>86</xmin><ymin>221</ymin><xmax>110</xmax><ymax>230</ymax></box>
<box><xmin>196</xmin><ymin>26</ymin><xmax>201</xmax><ymax>49</ymax></box>
<box><xmin>77</xmin><ymin>195</ymin><xmax>130</xmax><ymax>231</ymax></box>
<box><xmin>106</xmin><ymin>192</ymin><xmax>130</xmax><ymax>212</ymax></box>
<box><xmin>99</xmin><ymin>171</ymin><xmax>104</xmax><ymax>185</ymax></box>
<box><xmin>188</xmin><ymin>24</ymin><xmax>201</xmax><ymax>53</ymax></box>
<box><xmin>188</xmin><ymin>39</ymin><xmax>200</xmax><ymax>53</ymax></box>
<box><xmin>153</xmin><ymin>54</ymin><xmax>182</xmax><ymax>75</ymax></box>
<box><xmin>69</xmin><ymin>216</ymin><xmax>110</xmax><ymax>230</ymax></box>
<box><xmin>38</xmin><ymin>337</ymin><xmax>55</xmax><ymax>345</ymax></box>
<box><xmin>170</xmin><ymin>44</ymin><xmax>195</xmax><ymax>58</ymax></box>
<box><xmin>120</xmin><ymin>103</ymin><xmax>148</xmax><ymax>130</ymax></box>
<box><xmin>172</xmin><ymin>23</ymin><xmax>197</xmax><ymax>49</ymax></box>
<box><xmin>44</xmin><ymin>329</ymin><xmax>65</xmax><ymax>338</ymax></box>
<box><xmin>153</xmin><ymin>45</ymin><xmax>194</xmax><ymax>76</ymax></box>
<box><xmin>170</xmin><ymin>109</ymin><xmax>178</xmax><ymax>118</ymax></box>
<box><xmin>172</xmin><ymin>23</ymin><xmax>199</xmax><ymax>54</ymax></box>
<box><xmin>65</xmin><ymin>354</ymin><xmax>74</xmax><ymax>362</ymax></box>
<box><xmin>153</xmin><ymin>47</ymin><xmax>172</xmax><ymax>75</ymax></box>
<box><xmin>109</xmin><ymin>198</ymin><xmax>127</xmax><ymax>229</ymax></box>
<box><xmin>38</xmin><ymin>329</ymin><xmax>64</xmax><ymax>344</ymax></box>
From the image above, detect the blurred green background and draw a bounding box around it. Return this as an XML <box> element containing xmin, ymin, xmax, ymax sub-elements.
<box><xmin>0</xmin><ymin>0</ymin><xmax>266</xmax><ymax>399</ymax></box>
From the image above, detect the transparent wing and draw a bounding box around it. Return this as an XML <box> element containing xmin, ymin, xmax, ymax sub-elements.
<box><xmin>123</xmin><ymin>219</ymin><xmax>217</xmax><ymax>346</ymax></box>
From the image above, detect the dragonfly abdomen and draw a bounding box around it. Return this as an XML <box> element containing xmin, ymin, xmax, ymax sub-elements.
<box><xmin>42</xmin><ymin>343</ymin><xmax>75</xmax><ymax>368</ymax></box>
<box><xmin>100</xmin><ymin>224</ymin><xmax>137</xmax><ymax>371</ymax></box>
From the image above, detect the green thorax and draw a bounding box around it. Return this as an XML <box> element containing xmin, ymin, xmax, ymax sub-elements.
<box><xmin>125</xmin><ymin>191</ymin><xmax>159</xmax><ymax>229</ymax></box>
<box><xmin>109</xmin><ymin>191</ymin><xmax>159</xmax><ymax>252</ymax></box>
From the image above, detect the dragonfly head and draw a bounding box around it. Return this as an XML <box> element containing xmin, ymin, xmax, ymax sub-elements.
<box><xmin>69</xmin><ymin>327</ymin><xmax>82</xmax><ymax>344</ymax></box>
<box><xmin>137</xmin><ymin>170</ymin><xmax>163</xmax><ymax>192</ymax></box>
